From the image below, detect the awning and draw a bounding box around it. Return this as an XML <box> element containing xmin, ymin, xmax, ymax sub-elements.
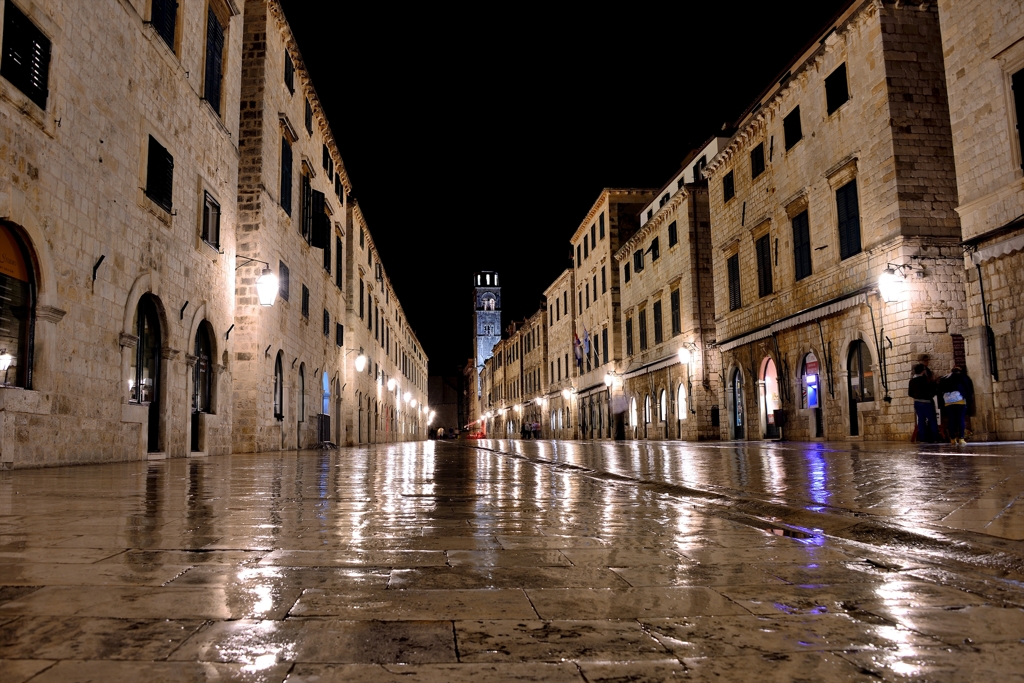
<box><xmin>621</xmin><ymin>352</ymin><xmax>683</xmax><ymax>380</ymax></box>
<box><xmin>719</xmin><ymin>290</ymin><xmax>869</xmax><ymax>352</ymax></box>
<box><xmin>971</xmin><ymin>232</ymin><xmax>1024</xmax><ymax>265</ymax></box>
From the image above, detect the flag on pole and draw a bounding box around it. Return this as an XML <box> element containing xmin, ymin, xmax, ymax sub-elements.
<box><xmin>573</xmin><ymin>331</ymin><xmax>583</xmax><ymax>368</ymax></box>
<box><xmin>582</xmin><ymin>325</ymin><xmax>590</xmax><ymax>355</ymax></box>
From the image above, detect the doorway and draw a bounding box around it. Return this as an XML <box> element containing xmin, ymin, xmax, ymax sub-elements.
<box><xmin>760</xmin><ymin>357</ymin><xmax>781</xmax><ymax>439</ymax></box>
<box><xmin>731</xmin><ymin>369</ymin><xmax>745</xmax><ymax>440</ymax></box>
<box><xmin>191</xmin><ymin>323</ymin><xmax>213</xmax><ymax>452</ymax></box>
<box><xmin>847</xmin><ymin>340</ymin><xmax>874</xmax><ymax>436</ymax></box>
<box><xmin>131</xmin><ymin>295</ymin><xmax>162</xmax><ymax>452</ymax></box>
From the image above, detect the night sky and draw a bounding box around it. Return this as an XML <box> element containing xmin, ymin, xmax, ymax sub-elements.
<box><xmin>280</xmin><ymin>1</ymin><xmax>851</xmax><ymax>374</ymax></box>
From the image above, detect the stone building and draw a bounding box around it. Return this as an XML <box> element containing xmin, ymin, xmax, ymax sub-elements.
<box><xmin>937</xmin><ymin>0</ymin><xmax>1024</xmax><ymax>440</ymax></box>
<box><xmin>614</xmin><ymin>139</ymin><xmax>725</xmax><ymax>441</ymax></box>
<box><xmin>519</xmin><ymin>308</ymin><xmax>547</xmax><ymax>436</ymax></box>
<box><xmin>472</xmin><ymin>270</ymin><xmax>501</xmax><ymax>395</ymax></box>
<box><xmin>543</xmin><ymin>268</ymin><xmax>577</xmax><ymax>439</ymax></box>
<box><xmin>705</xmin><ymin>0</ymin><xmax>964</xmax><ymax>441</ymax></box>
<box><xmin>0</xmin><ymin>0</ymin><xmax>245</xmax><ymax>466</ymax></box>
<box><xmin>569</xmin><ymin>189</ymin><xmax>656</xmax><ymax>440</ymax></box>
<box><xmin>232</xmin><ymin>0</ymin><xmax>426</xmax><ymax>452</ymax></box>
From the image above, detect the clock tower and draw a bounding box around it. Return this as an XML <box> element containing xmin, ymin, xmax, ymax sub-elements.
<box><xmin>472</xmin><ymin>272</ymin><xmax>501</xmax><ymax>395</ymax></box>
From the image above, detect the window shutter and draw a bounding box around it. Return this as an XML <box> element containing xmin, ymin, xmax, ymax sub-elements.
<box><xmin>825</xmin><ymin>63</ymin><xmax>849</xmax><ymax>115</ymax></box>
<box><xmin>728</xmin><ymin>254</ymin><xmax>741</xmax><ymax>311</ymax></box>
<box><xmin>653</xmin><ymin>300</ymin><xmax>663</xmax><ymax>344</ymax></box>
<box><xmin>335</xmin><ymin>237</ymin><xmax>343</xmax><ymax>289</ymax></box>
<box><xmin>323</xmin><ymin>225</ymin><xmax>332</xmax><ymax>270</ymax></box>
<box><xmin>670</xmin><ymin>290</ymin><xmax>680</xmax><ymax>336</ymax></box>
<box><xmin>284</xmin><ymin>51</ymin><xmax>294</xmax><ymax>92</ymax></box>
<box><xmin>784</xmin><ymin>107</ymin><xmax>802</xmax><ymax>149</ymax></box>
<box><xmin>151</xmin><ymin>0</ymin><xmax>177</xmax><ymax>51</ymax></box>
<box><xmin>279</xmin><ymin>262</ymin><xmax>289</xmax><ymax>301</ymax></box>
<box><xmin>146</xmin><ymin>136</ymin><xmax>173</xmax><ymax>211</ymax></box>
<box><xmin>1013</xmin><ymin>69</ymin><xmax>1024</xmax><ymax>169</ymax></box>
<box><xmin>280</xmin><ymin>139</ymin><xmax>292</xmax><ymax>215</ymax></box>
<box><xmin>203</xmin><ymin>9</ymin><xmax>224</xmax><ymax>114</ymax></box>
<box><xmin>626</xmin><ymin>319</ymin><xmax>633</xmax><ymax>356</ymax></box>
<box><xmin>1</xmin><ymin>1</ymin><xmax>51</xmax><ymax>109</ymax></box>
<box><xmin>793</xmin><ymin>211</ymin><xmax>811</xmax><ymax>281</ymax></box>
<box><xmin>310</xmin><ymin>191</ymin><xmax>327</xmax><ymax>248</ymax></box>
<box><xmin>756</xmin><ymin>234</ymin><xmax>772</xmax><ymax>297</ymax></box>
<box><xmin>837</xmin><ymin>180</ymin><xmax>861</xmax><ymax>260</ymax></box>
<box><xmin>336</xmin><ymin>323</ymin><xmax>344</xmax><ymax>347</ymax></box>
<box><xmin>723</xmin><ymin>171</ymin><xmax>735</xmax><ymax>202</ymax></box>
<box><xmin>324</xmin><ymin>309</ymin><xmax>330</xmax><ymax>336</ymax></box>
<box><xmin>602</xmin><ymin>328</ymin><xmax>608</xmax><ymax>364</ymax></box>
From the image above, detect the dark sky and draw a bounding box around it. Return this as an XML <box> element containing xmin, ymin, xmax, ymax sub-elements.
<box><xmin>280</xmin><ymin>1</ymin><xmax>850</xmax><ymax>374</ymax></box>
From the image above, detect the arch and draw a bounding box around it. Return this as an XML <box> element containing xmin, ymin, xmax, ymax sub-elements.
<box><xmin>0</xmin><ymin>185</ymin><xmax>59</xmax><ymax>311</ymax></box>
<box><xmin>729</xmin><ymin>365</ymin><xmax>745</xmax><ymax>440</ymax></box>
<box><xmin>677</xmin><ymin>382</ymin><xmax>687</xmax><ymax>422</ymax></box>
<box><xmin>847</xmin><ymin>339</ymin><xmax>875</xmax><ymax>436</ymax></box>
<box><xmin>298</xmin><ymin>363</ymin><xmax>306</xmax><ymax>423</ymax></box>
<box><xmin>0</xmin><ymin>223</ymin><xmax>37</xmax><ymax>388</ymax></box>
<box><xmin>129</xmin><ymin>293</ymin><xmax>163</xmax><ymax>452</ymax></box>
<box><xmin>192</xmin><ymin>320</ymin><xmax>214</xmax><ymax>414</ymax></box>
<box><xmin>760</xmin><ymin>356</ymin><xmax>781</xmax><ymax>439</ymax></box>
<box><xmin>123</xmin><ymin>271</ymin><xmax>167</xmax><ymax>338</ymax></box>
<box><xmin>659</xmin><ymin>388</ymin><xmax>667</xmax><ymax>422</ymax></box>
<box><xmin>273</xmin><ymin>351</ymin><xmax>284</xmax><ymax>419</ymax></box>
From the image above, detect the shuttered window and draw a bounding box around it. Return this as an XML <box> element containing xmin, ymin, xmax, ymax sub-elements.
<box><xmin>203</xmin><ymin>8</ymin><xmax>224</xmax><ymax>115</ymax></box>
<box><xmin>150</xmin><ymin>0</ymin><xmax>177</xmax><ymax>51</ymax></box>
<box><xmin>638</xmin><ymin>310</ymin><xmax>648</xmax><ymax>351</ymax></box>
<box><xmin>727</xmin><ymin>254</ymin><xmax>741</xmax><ymax>311</ymax></box>
<box><xmin>1013</xmin><ymin>69</ymin><xmax>1024</xmax><ymax>169</ymax></box>
<box><xmin>599</xmin><ymin>212</ymin><xmax>605</xmax><ymax>238</ymax></box>
<box><xmin>723</xmin><ymin>170</ymin><xmax>735</xmax><ymax>202</ymax></box>
<box><xmin>305</xmin><ymin>99</ymin><xmax>313</xmax><ymax>135</ymax></box>
<box><xmin>653</xmin><ymin>300</ymin><xmax>663</xmax><ymax>344</ymax></box>
<box><xmin>278</xmin><ymin>261</ymin><xmax>290</xmax><ymax>301</ymax></box>
<box><xmin>145</xmin><ymin>136</ymin><xmax>174</xmax><ymax>211</ymax></box>
<box><xmin>322</xmin><ymin>145</ymin><xmax>334</xmax><ymax>179</ymax></box>
<box><xmin>323</xmin><ymin>225</ymin><xmax>332</xmax><ymax>272</ymax></box>
<box><xmin>201</xmin><ymin>191</ymin><xmax>220</xmax><ymax>248</ymax></box>
<box><xmin>836</xmin><ymin>179</ymin><xmax>862</xmax><ymax>260</ymax></box>
<box><xmin>335</xmin><ymin>236</ymin><xmax>343</xmax><ymax>289</ymax></box>
<box><xmin>359</xmin><ymin>280</ymin><xmax>364</xmax><ymax>318</ymax></box>
<box><xmin>624</xmin><ymin>263</ymin><xmax>630</xmax><ymax>283</ymax></box>
<box><xmin>336</xmin><ymin>323</ymin><xmax>344</xmax><ymax>347</ymax></box>
<box><xmin>601</xmin><ymin>266</ymin><xmax>606</xmax><ymax>293</ymax></box>
<box><xmin>284</xmin><ymin>51</ymin><xmax>294</xmax><ymax>93</ymax></box>
<box><xmin>792</xmin><ymin>210</ymin><xmax>812</xmax><ymax>281</ymax></box>
<box><xmin>323</xmin><ymin>309</ymin><xmax>330</xmax><ymax>336</ymax></box>
<box><xmin>301</xmin><ymin>175</ymin><xmax>313</xmax><ymax>241</ymax></box>
<box><xmin>633</xmin><ymin>250</ymin><xmax>644</xmax><ymax>273</ymax></box>
<box><xmin>603</xmin><ymin>327</ymin><xmax>608</xmax><ymax>364</ymax></box>
<box><xmin>668</xmin><ymin>221</ymin><xmax>678</xmax><ymax>247</ymax></box>
<box><xmin>625</xmin><ymin>318</ymin><xmax>634</xmax><ymax>356</ymax></box>
<box><xmin>756</xmin><ymin>234</ymin><xmax>773</xmax><ymax>297</ymax></box>
<box><xmin>784</xmin><ymin>106</ymin><xmax>802</xmax><ymax>149</ymax></box>
<box><xmin>310</xmin><ymin>190</ymin><xmax>327</xmax><ymax>248</ymax></box>
<box><xmin>651</xmin><ymin>237</ymin><xmax>660</xmax><ymax>261</ymax></box>
<box><xmin>301</xmin><ymin>284</ymin><xmax>309</xmax><ymax>319</ymax></box>
<box><xmin>1</xmin><ymin>0</ymin><xmax>51</xmax><ymax>109</ymax></box>
<box><xmin>670</xmin><ymin>289</ymin><xmax>681</xmax><ymax>336</ymax></box>
<box><xmin>825</xmin><ymin>63</ymin><xmax>849</xmax><ymax>115</ymax></box>
<box><xmin>280</xmin><ymin>138</ymin><xmax>292</xmax><ymax>215</ymax></box>
<box><xmin>750</xmin><ymin>142</ymin><xmax>765</xmax><ymax>179</ymax></box>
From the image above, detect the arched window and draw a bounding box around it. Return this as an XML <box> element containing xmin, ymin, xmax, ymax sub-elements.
<box><xmin>644</xmin><ymin>395</ymin><xmax>652</xmax><ymax>423</ymax></box>
<box><xmin>322</xmin><ymin>370</ymin><xmax>330</xmax><ymax>415</ymax></box>
<box><xmin>629</xmin><ymin>397</ymin><xmax>638</xmax><ymax>427</ymax></box>
<box><xmin>193</xmin><ymin>322</ymin><xmax>213</xmax><ymax>414</ymax></box>
<box><xmin>273</xmin><ymin>352</ymin><xmax>284</xmax><ymax>419</ymax></box>
<box><xmin>130</xmin><ymin>294</ymin><xmax>162</xmax><ymax>451</ymax></box>
<box><xmin>0</xmin><ymin>224</ymin><xmax>35</xmax><ymax>388</ymax></box>
<box><xmin>848</xmin><ymin>341</ymin><xmax>874</xmax><ymax>403</ymax></box>
<box><xmin>298</xmin><ymin>364</ymin><xmax>305</xmax><ymax>422</ymax></box>
<box><xmin>659</xmin><ymin>389</ymin><xmax>667</xmax><ymax>421</ymax></box>
<box><xmin>677</xmin><ymin>383</ymin><xmax>687</xmax><ymax>421</ymax></box>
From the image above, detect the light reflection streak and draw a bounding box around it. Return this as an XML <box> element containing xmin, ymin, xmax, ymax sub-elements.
<box><xmin>804</xmin><ymin>449</ymin><xmax>832</xmax><ymax>510</ymax></box>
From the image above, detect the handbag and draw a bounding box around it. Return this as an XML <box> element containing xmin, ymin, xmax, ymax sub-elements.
<box><xmin>943</xmin><ymin>390</ymin><xmax>963</xmax><ymax>404</ymax></box>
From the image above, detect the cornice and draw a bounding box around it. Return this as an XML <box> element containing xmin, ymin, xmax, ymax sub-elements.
<box><xmin>569</xmin><ymin>189</ymin><xmax>657</xmax><ymax>244</ymax></box>
<box><xmin>613</xmin><ymin>186</ymin><xmax>694</xmax><ymax>262</ymax></box>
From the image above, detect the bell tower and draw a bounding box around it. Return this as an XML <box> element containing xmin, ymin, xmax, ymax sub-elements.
<box><xmin>473</xmin><ymin>272</ymin><xmax>501</xmax><ymax>395</ymax></box>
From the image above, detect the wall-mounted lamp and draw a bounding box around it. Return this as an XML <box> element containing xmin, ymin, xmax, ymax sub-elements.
<box><xmin>677</xmin><ymin>342</ymin><xmax>698</xmax><ymax>365</ymax></box>
<box><xmin>387</xmin><ymin>378</ymin><xmax>396</xmax><ymax>391</ymax></box>
<box><xmin>878</xmin><ymin>263</ymin><xmax>913</xmax><ymax>303</ymax></box>
<box><xmin>354</xmin><ymin>350</ymin><xmax>367</xmax><ymax>372</ymax></box>
<box><xmin>236</xmin><ymin>256</ymin><xmax>279</xmax><ymax>307</ymax></box>
<box><xmin>561</xmin><ymin>388</ymin><xmax>573</xmax><ymax>400</ymax></box>
<box><xmin>604</xmin><ymin>373</ymin><xmax>614</xmax><ymax>387</ymax></box>
<box><xmin>0</xmin><ymin>350</ymin><xmax>12</xmax><ymax>386</ymax></box>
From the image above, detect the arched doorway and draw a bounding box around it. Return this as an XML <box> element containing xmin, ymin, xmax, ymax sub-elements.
<box><xmin>191</xmin><ymin>322</ymin><xmax>213</xmax><ymax>452</ymax></box>
<box><xmin>847</xmin><ymin>340</ymin><xmax>874</xmax><ymax>436</ymax></box>
<box><xmin>643</xmin><ymin>394</ymin><xmax>652</xmax><ymax>439</ymax></box>
<box><xmin>801</xmin><ymin>352</ymin><xmax>823</xmax><ymax>437</ymax></box>
<box><xmin>130</xmin><ymin>294</ymin><xmax>162</xmax><ymax>452</ymax></box>
<box><xmin>0</xmin><ymin>224</ymin><xmax>35</xmax><ymax>389</ymax></box>
<box><xmin>731</xmin><ymin>369</ymin><xmax>745</xmax><ymax>440</ymax></box>
<box><xmin>677</xmin><ymin>382</ymin><xmax>688</xmax><ymax>437</ymax></box>
<box><xmin>297</xmin><ymin>364</ymin><xmax>306</xmax><ymax>449</ymax></box>
<box><xmin>629</xmin><ymin>397</ymin><xmax>638</xmax><ymax>439</ymax></box>
<box><xmin>321</xmin><ymin>371</ymin><xmax>330</xmax><ymax>444</ymax></box>
<box><xmin>760</xmin><ymin>357</ymin><xmax>781</xmax><ymax>439</ymax></box>
<box><xmin>273</xmin><ymin>352</ymin><xmax>284</xmax><ymax>420</ymax></box>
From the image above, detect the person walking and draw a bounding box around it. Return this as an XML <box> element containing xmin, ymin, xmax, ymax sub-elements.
<box><xmin>938</xmin><ymin>366</ymin><xmax>970</xmax><ymax>445</ymax></box>
<box><xmin>908</xmin><ymin>364</ymin><xmax>938</xmax><ymax>443</ymax></box>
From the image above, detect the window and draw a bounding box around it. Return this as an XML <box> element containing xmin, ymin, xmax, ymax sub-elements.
<box><xmin>660</xmin><ymin>193</ymin><xmax>669</xmax><ymax>208</ymax></box>
<box><xmin>692</xmin><ymin>155</ymin><xmax>706</xmax><ymax>182</ymax></box>
<box><xmin>677</xmin><ymin>383</ymin><xmax>687</xmax><ymax>421</ymax></box>
<box><xmin>129</xmin><ymin>294</ymin><xmax>161</xmax><ymax>405</ymax></box>
<box><xmin>298</xmin><ymin>365</ymin><xmax>305</xmax><ymax>422</ymax></box>
<box><xmin>670</xmin><ymin>290</ymin><xmax>680</xmax><ymax>336</ymax></box>
<box><xmin>625</xmin><ymin>318</ymin><xmax>634</xmax><ymax>356</ymax></box>
<box><xmin>301</xmin><ymin>284</ymin><xmax>309</xmax><ymax>318</ymax></box>
<box><xmin>602</xmin><ymin>327</ymin><xmax>608</xmax><ymax>364</ymax></box>
<box><xmin>633</xmin><ymin>250</ymin><xmax>644</xmax><ymax>273</ymax></box>
<box><xmin>647</xmin><ymin>209</ymin><xmax>653</xmax><ymax>221</ymax></box>
<box><xmin>624</xmin><ymin>263</ymin><xmax>631</xmax><ymax>283</ymax></box>
<box><xmin>0</xmin><ymin>225</ymin><xmax>34</xmax><ymax>389</ymax></box>
<box><xmin>591</xmin><ymin>223</ymin><xmax>596</xmax><ymax>246</ymax></box>
<box><xmin>335</xmin><ymin>174</ymin><xmax>342</xmax><ymax>199</ymax></box>
<box><xmin>836</xmin><ymin>179</ymin><xmax>862</xmax><ymax>260</ymax></box>
<box><xmin>322</xmin><ymin>145</ymin><xmax>334</xmax><ymax>179</ymax></box>
<box><xmin>723</xmin><ymin>170</ymin><xmax>735</xmax><ymax>202</ymax></box>
<box><xmin>279</xmin><ymin>261</ymin><xmax>289</xmax><ymax>301</ymax></box>
<box><xmin>273</xmin><ymin>353</ymin><xmax>284</xmax><ymax>418</ymax></box>
<box><xmin>193</xmin><ymin>323</ymin><xmax>213</xmax><ymax>416</ymax></box>
<box><xmin>1013</xmin><ymin>68</ymin><xmax>1024</xmax><ymax>169</ymax></box>
<box><xmin>727</xmin><ymin>254</ymin><xmax>741</xmax><ymax>311</ymax></box>
<box><xmin>323</xmin><ymin>226</ymin><xmax>331</xmax><ymax>272</ymax></box>
<box><xmin>336</xmin><ymin>236</ymin><xmax>343</xmax><ymax>289</ymax></box>
<box><xmin>750</xmin><ymin>142</ymin><xmax>765</xmax><ymax>179</ymax></box>
<box><xmin>359</xmin><ymin>227</ymin><xmax>365</xmax><ymax>248</ymax></box>
<box><xmin>203</xmin><ymin>8</ymin><xmax>225</xmax><ymax>115</ymax></box>
<box><xmin>284</xmin><ymin>50</ymin><xmax>294</xmax><ymax>93</ymax></box>
<box><xmin>358</xmin><ymin>280</ymin><xmax>364</xmax><ymax>318</ymax></box>
<box><xmin>305</xmin><ymin>99</ymin><xmax>313</xmax><ymax>134</ymax></box>
<box><xmin>638</xmin><ymin>309</ymin><xmax>648</xmax><ymax>351</ymax></box>
<box><xmin>336</xmin><ymin>323</ymin><xmax>344</xmax><ymax>347</ymax></box>
<box><xmin>792</xmin><ymin>210</ymin><xmax>812</xmax><ymax>281</ymax></box>
<box><xmin>301</xmin><ymin>175</ymin><xmax>312</xmax><ymax>241</ymax></box>
<box><xmin>201</xmin><ymin>192</ymin><xmax>220</xmax><ymax>248</ymax></box>
<box><xmin>323</xmin><ymin>309</ymin><xmax>330</xmax><ymax>336</ymax></box>
<box><xmin>576</xmin><ymin>245</ymin><xmax>581</xmax><ymax>266</ymax></box>
<box><xmin>825</xmin><ymin>63</ymin><xmax>849</xmax><ymax>114</ymax></box>
<box><xmin>784</xmin><ymin>106</ymin><xmax>802</xmax><ymax>149</ymax></box>
<box><xmin>563</xmin><ymin>291</ymin><xmax>567</xmax><ymax>314</ymax></box>
<box><xmin>668</xmin><ymin>221</ymin><xmax>678</xmax><ymax>247</ymax></box>
<box><xmin>653</xmin><ymin>300</ymin><xmax>663</xmax><ymax>344</ymax></box>
<box><xmin>756</xmin><ymin>234</ymin><xmax>773</xmax><ymax>297</ymax></box>
<box><xmin>848</xmin><ymin>339</ymin><xmax>875</xmax><ymax>402</ymax></box>
<box><xmin>659</xmin><ymin>389</ymin><xmax>667</xmax><ymax>421</ymax></box>
<box><xmin>592</xmin><ymin>275</ymin><xmax>597</xmax><ymax>301</ymax></box>
<box><xmin>599</xmin><ymin>212</ymin><xmax>605</xmax><ymax>238</ymax></box>
<box><xmin>644</xmin><ymin>395</ymin><xmax>652</xmax><ymax>423</ymax></box>
<box><xmin>146</xmin><ymin>136</ymin><xmax>174</xmax><ymax>212</ymax></box>
<box><xmin>651</xmin><ymin>237</ymin><xmax>660</xmax><ymax>262</ymax></box>
<box><xmin>601</xmin><ymin>266</ymin><xmax>606</xmax><ymax>294</ymax></box>
<box><xmin>579</xmin><ymin>290</ymin><xmax>583</xmax><ymax>312</ymax></box>
<box><xmin>280</xmin><ymin>137</ymin><xmax>292</xmax><ymax>215</ymax></box>
<box><xmin>583</xmin><ymin>235</ymin><xmax>589</xmax><ymax>259</ymax></box>
<box><xmin>1</xmin><ymin>0</ymin><xmax>51</xmax><ymax>109</ymax></box>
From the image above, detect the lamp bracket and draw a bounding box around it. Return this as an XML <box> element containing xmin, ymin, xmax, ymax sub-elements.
<box><xmin>236</xmin><ymin>256</ymin><xmax>271</xmax><ymax>271</ymax></box>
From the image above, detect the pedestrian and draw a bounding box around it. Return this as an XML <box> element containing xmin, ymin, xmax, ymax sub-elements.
<box><xmin>532</xmin><ymin>421</ymin><xmax>541</xmax><ymax>439</ymax></box>
<box><xmin>938</xmin><ymin>366</ymin><xmax>970</xmax><ymax>445</ymax></box>
<box><xmin>908</xmin><ymin>363</ymin><xmax>938</xmax><ymax>443</ymax></box>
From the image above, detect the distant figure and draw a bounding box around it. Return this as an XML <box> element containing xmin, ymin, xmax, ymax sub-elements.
<box><xmin>938</xmin><ymin>366</ymin><xmax>971</xmax><ymax>445</ymax></box>
<box><xmin>532</xmin><ymin>421</ymin><xmax>541</xmax><ymax>439</ymax></box>
<box><xmin>908</xmin><ymin>363</ymin><xmax>938</xmax><ymax>443</ymax></box>
<box><xmin>437</xmin><ymin>427</ymin><xmax>444</xmax><ymax>440</ymax></box>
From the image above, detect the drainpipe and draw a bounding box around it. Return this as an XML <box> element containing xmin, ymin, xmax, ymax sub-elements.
<box><xmin>975</xmin><ymin>263</ymin><xmax>999</xmax><ymax>381</ymax></box>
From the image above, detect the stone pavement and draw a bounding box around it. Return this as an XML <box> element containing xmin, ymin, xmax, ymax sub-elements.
<box><xmin>0</xmin><ymin>440</ymin><xmax>1022</xmax><ymax>682</ymax></box>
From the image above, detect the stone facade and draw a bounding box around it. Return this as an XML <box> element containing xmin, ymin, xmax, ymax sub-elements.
<box><xmin>614</xmin><ymin>142</ymin><xmax>722</xmax><ymax>442</ymax></box>
<box><xmin>542</xmin><ymin>268</ymin><xmax>576</xmax><ymax>439</ymax></box>
<box><xmin>705</xmin><ymin>0</ymin><xmax>964</xmax><ymax>442</ymax></box>
<box><xmin>937</xmin><ymin>0</ymin><xmax>1024</xmax><ymax>440</ymax></box>
<box><xmin>520</xmin><ymin>308</ymin><xmax>547</xmax><ymax>435</ymax></box>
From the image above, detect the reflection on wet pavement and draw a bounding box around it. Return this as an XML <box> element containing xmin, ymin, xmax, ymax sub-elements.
<box><xmin>0</xmin><ymin>440</ymin><xmax>1020</xmax><ymax>682</ymax></box>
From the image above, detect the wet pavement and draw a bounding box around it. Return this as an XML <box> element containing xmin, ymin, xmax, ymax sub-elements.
<box><xmin>0</xmin><ymin>440</ymin><xmax>1022</xmax><ymax>682</ymax></box>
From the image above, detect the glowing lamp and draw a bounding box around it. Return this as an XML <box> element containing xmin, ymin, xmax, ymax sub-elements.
<box><xmin>604</xmin><ymin>373</ymin><xmax>613</xmax><ymax>387</ymax></box>
<box><xmin>256</xmin><ymin>268</ymin><xmax>279</xmax><ymax>306</ymax></box>
<box><xmin>387</xmin><ymin>378</ymin><xmax>396</xmax><ymax>391</ymax></box>
<box><xmin>1</xmin><ymin>351</ymin><xmax>14</xmax><ymax>386</ymax></box>
<box><xmin>354</xmin><ymin>353</ymin><xmax>367</xmax><ymax>372</ymax></box>
<box><xmin>411</xmin><ymin>399</ymin><xmax>418</xmax><ymax>408</ymax></box>
<box><xmin>404</xmin><ymin>391</ymin><xmax>411</xmax><ymax>404</ymax></box>
<box><xmin>878</xmin><ymin>267</ymin><xmax>903</xmax><ymax>303</ymax></box>
<box><xmin>561</xmin><ymin>389</ymin><xmax>571</xmax><ymax>400</ymax></box>
<box><xmin>677</xmin><ymin>347</ymin><xmax>692</xmax><ymax>365</ymax></box>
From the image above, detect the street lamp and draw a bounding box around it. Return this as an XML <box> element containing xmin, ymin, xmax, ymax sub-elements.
<box><xmin>604</xmin><ymin>373</ymin><xmax>614</xmax><ymax>387</ymax></box>
<box><xmin>255</xmin><ymin>267</ymin><xmax>279</xmax><ymax>306</ymax></box>
<box><xmin>677</xmin><ymin>346</ymin><xmax>692</xmax><ymax>365</ymax></box>
<box><xmin>0</xmin><ymin>350</ymin><xmax>12</xmax><ymax>386</ymax></box>
<box><xmin>878</xmin><ymin>266</ymin><xmax>907</xmax><ymax>304</ymax></box>
<box><xmin>561</xmin><ymin>388</ymin><xmax>572</xmax><ymax>400</ymax></box>
<box><xmin>404</xmin><ymin>391</ymin><xmax>411</xmax><ymax>404</ymax></box>
<box><xmin>354</xmin><ymin>352</ymin><xmax>367</xmax><ymax>372</ymax></box>
<box><xmin>387</xmin><ymin>378</ymin><xmax>396</xmax><ymax>391</ymax></box>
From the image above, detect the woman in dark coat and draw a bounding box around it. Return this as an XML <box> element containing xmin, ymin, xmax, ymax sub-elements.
<box><xmin>939</xmin><ymin>367</ymin><xmax>971</xmax><ymax>445</ymax></box>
